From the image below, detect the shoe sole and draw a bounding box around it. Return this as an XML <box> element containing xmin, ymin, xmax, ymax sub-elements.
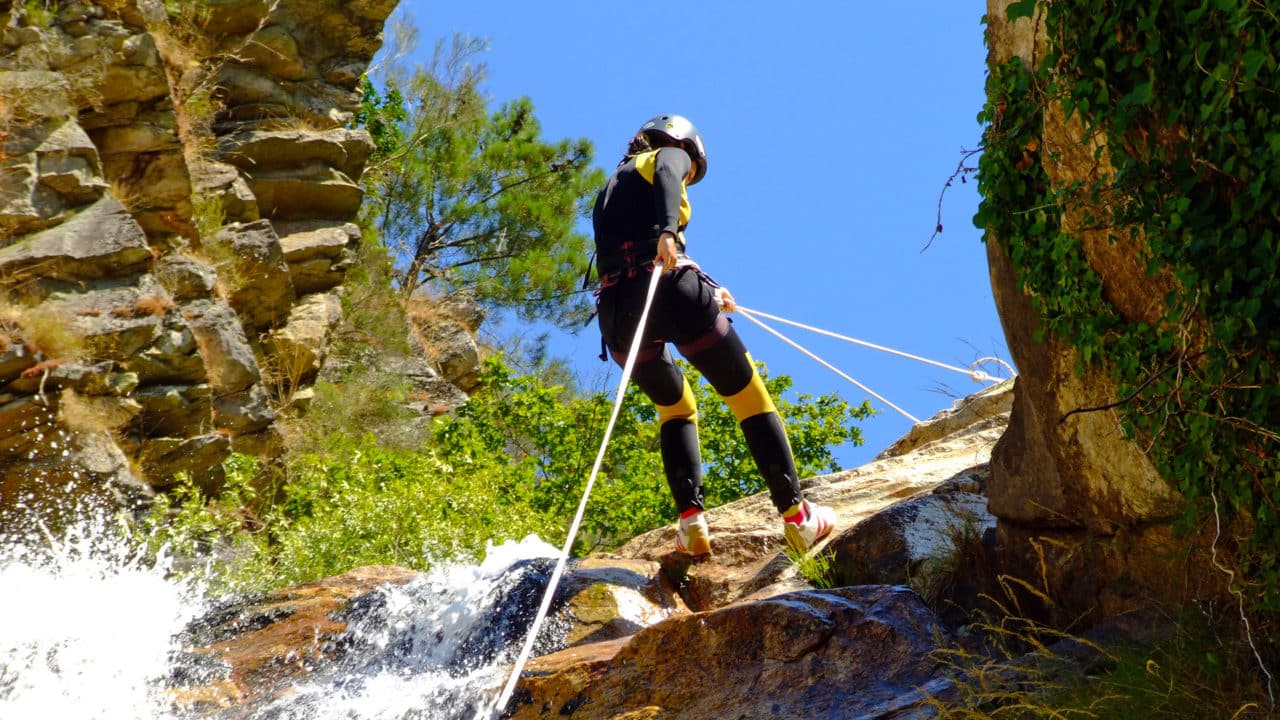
<box><xmin>678</xmin><ymin>535</ymin><xmax>712</xmax><ymax>557</ymax></box>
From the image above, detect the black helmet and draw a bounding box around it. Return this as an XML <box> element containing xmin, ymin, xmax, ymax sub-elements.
<box><xmin>638</xmin><ymin>114</ymin><xmax>708</xmax><ymax>184</ymax></box>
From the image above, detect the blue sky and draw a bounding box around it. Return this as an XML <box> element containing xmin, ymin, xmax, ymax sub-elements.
<box><xmin>388</xmin><ymin>2</ymin><xmax>1009</xmax><ymax>469</ymax></box>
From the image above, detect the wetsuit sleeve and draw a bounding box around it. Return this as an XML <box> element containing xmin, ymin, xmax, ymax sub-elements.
<box><xmin>652</xmin><ymin>146</ymin><xmax>692</xmax><ymax>237</ymax></box>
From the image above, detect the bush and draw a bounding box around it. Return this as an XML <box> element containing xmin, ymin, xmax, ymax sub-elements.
<box><xmin>142</xmin><ymin>354</ymin><xmax>869</xmax><ymax>592</ymax></box>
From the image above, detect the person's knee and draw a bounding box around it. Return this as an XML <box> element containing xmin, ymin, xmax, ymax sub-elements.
<box><xmin>722</xmin><ymin>364</ymin><xmax>776</xmax><ymax>421</ymax></box>
<box><xmin>656</xmin><ymin>376</ymin><xmax>698</xmax><ymax>424</ymax></box>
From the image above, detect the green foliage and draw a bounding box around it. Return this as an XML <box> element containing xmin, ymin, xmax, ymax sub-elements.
<box><xmin>432</xmin><ymin>356</ymin><xmax>663</xmax><ymax>552</ymax></box>
<box><xmin>434</xmin><ymin>355</ymin><xmax>870</xmax><ymax>552</ymax></box>
<box><xmin>351</xmin><ymin>35</ymin><xmax>606</xmax><ymax>328</ymax></box>
<box><xmin>132</xmin><ymin>455</ymin><xmax>266</xmax><ymax>591</ymax></box>
<box><xmin>785</xmin><ymin>546</ymin><xmax>836</xmax><ymax>589</ymax></box>
<box><xmin>20</xmin><ymin>1</ymin><xmax>57</xmax><ymax>28</ymax></box>
<box><xmin>145</xmin><ymin>352</ymin><xmax>866</xmax><ymax>591</ymax></box>
<box><xmin>258</xmin><ymin>435</ymin><xmax>558</xmax><ymax>587</ymax></box>
<box><xmin>977</xmin><ymin>1</ymin><xmax>1280</xmax><ymax>611</ymax></box>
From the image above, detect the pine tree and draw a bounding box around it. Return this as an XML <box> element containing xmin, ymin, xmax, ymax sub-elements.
<box><xmin>353</xmin><ymin>35</ymin><xmax>604</xmax><ymax>329</ymax></box>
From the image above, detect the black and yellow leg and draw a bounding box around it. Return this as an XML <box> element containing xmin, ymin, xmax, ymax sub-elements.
<box><xmin>651</xmin><ymin>372</ymin><xmax>704</xmax><ymax>514</ymax></box>
<box><xmin>684</xmin><ymin>327</ymin><xmax>805</xmax><ymax>515</ymax></box>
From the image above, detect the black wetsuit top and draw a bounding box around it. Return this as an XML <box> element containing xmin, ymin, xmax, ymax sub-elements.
<box><xmin>591</xmin><ymin>146</ymin><xmax>693</xmax><ymax>280</ymax></box>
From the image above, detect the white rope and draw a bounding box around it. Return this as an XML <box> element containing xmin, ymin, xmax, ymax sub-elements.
<box><xmin>736</xmin><ymin>305</ymin><xmax>1006</xmax><ymax>384</ymax></box>
<box><xmin>487</xmin><ymin>264</ymin><xmax>665</xmax><ymax>719</ymax></box>
<box><xmin>736</xmin><ymin>307</ymin><xmax>922</xmax><ymax>424</ymax></box>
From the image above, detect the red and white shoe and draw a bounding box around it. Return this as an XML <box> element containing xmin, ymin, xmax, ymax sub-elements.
<box><xmin>783</xmin><ymin>500</ymin><xmax>835</xmax><ymax>552</ymax></box>
<box><xmin>676</xmin><ymin>512</ymin><xmax>712</xmax><ymax>557</ymax></box>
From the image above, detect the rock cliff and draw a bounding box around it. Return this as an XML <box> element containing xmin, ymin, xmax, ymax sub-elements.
<box><xmin>981</xmin><ymin>0</ymin><xmax>1222</xmax><ymax>623</ymax></box>
<box><xmin>0</xmin><ymin>1</ymin><xmax>493</xmax><ymax>522</ymax></box>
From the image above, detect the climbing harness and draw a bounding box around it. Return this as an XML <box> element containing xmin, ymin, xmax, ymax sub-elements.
<box><xmin>487</xmin><ymin>263</ymin><xmax>666</xmax><ymax>720</ymax></box>
<box><xmin>734</xmin><ymin>305</ymin><xmax>1013</xmax><ymax>423</ymax></box>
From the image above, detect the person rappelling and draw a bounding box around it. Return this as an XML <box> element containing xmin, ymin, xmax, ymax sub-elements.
<box><xmin>590</xmin><ymin>114</ymin><xmax>837</xmax><ymax>556</ymax></box>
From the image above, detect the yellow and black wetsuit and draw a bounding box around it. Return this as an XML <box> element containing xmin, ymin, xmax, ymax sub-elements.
<box><xmin>592</xmin><ymin>146</ymin><xmax>803</xmax><ymax>515</ymax></box>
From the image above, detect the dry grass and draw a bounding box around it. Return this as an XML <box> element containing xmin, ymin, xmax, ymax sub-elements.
<box><xmin>143</xmin><ymin>2</ymin><xmax>226</xmax><ymax>174</ymax></box>
<box><xmin>919</xmin><ymin>539</ymin><xmax>1276</xmax><ymax>720</ymax></box>
<box><xmin>258</xmin><ymin>340</ymin><xmax>318</xmax><ymax>413</ymax></box>
<box><xmin>257</xmin><ymin>112</ymin><xmax>340</xmax><ymax>133</ymax></box>
<box><xmin>0</xmin><ymin>300</ymin><xmax>85</xmax><ymax>361</ymax></box>
<box><xmin>108</xmin><ymin>295</ymin><xmax>173</xmax><ymax>319</ymax></box>
<box><xmin>108</xmin><ymin>178</ymin><xmax>147</xmax><ymax>214</ymax></box>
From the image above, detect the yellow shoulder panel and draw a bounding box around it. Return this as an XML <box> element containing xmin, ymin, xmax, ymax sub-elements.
<box><xmin>631</xmin><ymin>150</ymin><xmax>692</xmax><ymax>227</ymax></box>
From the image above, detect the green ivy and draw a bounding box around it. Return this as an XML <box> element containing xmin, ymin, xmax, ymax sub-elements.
<box><xmin>978</xmin><ymin>2</ymin><xmax>1280</xmax><ymax>608</ymax></box>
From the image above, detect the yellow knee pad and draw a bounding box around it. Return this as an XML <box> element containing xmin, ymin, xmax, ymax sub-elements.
<box><xmin>656</xmin><ymin>376</ymin><xmax>698</xmax><ymax>425</ymax></box>
<box><xmin>722</xmin><ymin>361</ymin><xmax>777</xmax><ymax>421</ymax></box>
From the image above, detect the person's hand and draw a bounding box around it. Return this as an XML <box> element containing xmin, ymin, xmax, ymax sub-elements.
<box><xmin>655</xmin><ymin>232</ymin><xmax>680</xmax><ymax>271</ymax></box>
<box><xmin>714</xmin><ymin>286</ymin><xmax>736</xmax><ymax>313</ymax></box>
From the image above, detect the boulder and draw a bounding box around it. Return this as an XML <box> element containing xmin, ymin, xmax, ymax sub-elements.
<box><xmin>194</xmin><ymin>0</ymin><xmax>273</xmax><ymax>34</ymax></box>
<box><xmin>0</xmin><ymin>345</ymin><xmax>38</xmax><ymax>385</ymax></box>
<box><xmin>188</xmin><ymin>161</ymin><xmax>259</xmax><ymax>225</ymax></box>
<box><xmin>824</xmin><ymin>466</ymin><xmax>993</xmax><ymax>594</ymax></box>
<box><xmin>511</xmin><ymin>586</ymin><xmax>953</xmax><ymax>720</ymax></box>
<box><xmin>263</xmin><ymin>291</ymin><xmax>342</xmax><ymax>389</ymax></box>
<box><xmin>212</xmin><ymin>382</ymin><xmax>276</xmax><ymax>435</ymax></box>
<box><xmin>551</xmin><ymin>557</ymin><xmax>688</xmax><ymax>648</ymax></box>
<box><xmin>364</xmin><ymin>355</ymin><xmax>470</xmax><ymax>416</ymax></box>
<box><xmin>138</xmin><ymin>433</ymin><xmax>232</xmax><ymax>492</ymax></box>
<box><xmin>168</xmin><ymin>566</ymin><xmax>421</xmax><ymax>715</ymax></box>
<box><xmin>616</xmin><ymin>383</ymin><xmax>1014</xmax><ymax>611</ymax></box>
<box><xmin>128</xmin><ymin>313</ymin><xmax>208</xmax><ymax>385</ymax></box>
<box><xmin>210</xmin><ymin>220</ymin><xmax>296</xmax><ymax>331</ymax></box>
<box><xmin>2</xmin><ymin>360</ymin><xmax>133</xmax><ymax>397</ymax></box>
<box><xmin>182</xmin><ymin>299</ymin><xmax>261</xmax><ymax>394</ymax></box>
<box><xmin>0</xmin><ymin>195</ymin><xmax>152</xmax><ymax>280</ymax></box>
<box><xmin>97</xmin><ymin>32</ymin><xmax>169</xmax><ymax>105</ymax></box>
<box><xmin>273</xmin><ymin>220</ymin><xmax>358</xmax><ymax>294</ymax></box>
<box><xmin>155</xmin><ymin>253</ymin><xmax>218</xmax><ymax>301</ymax></box>
<box><xmin>0</xmin><ymin>70</ymin><xmax>71</xmax><ymax>124</ymax></box>
<box><xmin>237</xmin><ymin>25</ymin><xmax>310</xmax><ymax>81</ymax></box>
<box><xmin>218</xmin><ymin>128</ymin><xmax>372</xmax><ymax>179</ymax></box>
<box><xmin>130</xmin><ymin>383</ymin><xmax>215</xmax><ymax>437</ymax></box>
<box><xmin>240</xmin><ymin>163</ymin><xmax>365</xmax><ymax>221</ymax></box>
<box><xmin>982</xmin><ymin>0</ymin><xmax>1184</xmax><ymax>535</ymax></box>
<box><xmin>35</xmin><ymin>119</ymin><xmax>107</xmax><ymax>206</ymax></box>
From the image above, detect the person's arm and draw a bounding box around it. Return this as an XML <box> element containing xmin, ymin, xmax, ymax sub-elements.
<box><xmin>652</xmin><ymin>146</ymin><xmax>692</xmax><ymax>269</ymax></box>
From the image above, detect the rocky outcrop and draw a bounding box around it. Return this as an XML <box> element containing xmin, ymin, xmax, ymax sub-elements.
<box><xmin>981</xmin><ymin>0</ymin><xmax>1215</xmax><ymax>623</ymax></box>
<box><xmin>616</xmin><ymin>381</ymin><xmax>1011</xmax><ymax>612</ymax></box>
<box><xmin>0</xmin><ymin>1</ymin><xmax>434</xmax><ymax>521</ymax></box>
<box><xmin>515</xmin><ymin>586</ymin><xmax>952</xmax><ymax>720</ymax></box>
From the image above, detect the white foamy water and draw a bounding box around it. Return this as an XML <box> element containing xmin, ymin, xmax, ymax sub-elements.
<box><xmin>0</xmin><ymin>510</ymin><xmax>206</xmax><ymax>720</ymax></box>
<box><xmin>0</xmin><ymin>512</ymin><xmax>561</xmax><ymax>720</ymax></box>
<box><xmin>248</xmin><ymin>536</ymin><xmax>562</xmax><ymax>720</ymax></box>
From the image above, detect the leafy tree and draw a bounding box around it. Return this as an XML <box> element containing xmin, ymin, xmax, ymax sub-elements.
<box><xmin>353</xmin><ymin>35</ymin><xmax>605</xmax><ymax>328</ymax></box>
<box><xmin>432</xmin><ymin>355</ymin><xmax>872</xmax><ymax>552</ymax></box>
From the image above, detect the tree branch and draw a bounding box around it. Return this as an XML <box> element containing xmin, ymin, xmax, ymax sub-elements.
<box><xmin>923</xmin><ymin>146</ymin><xmax>983</xmax><ymax>251</ymax></box>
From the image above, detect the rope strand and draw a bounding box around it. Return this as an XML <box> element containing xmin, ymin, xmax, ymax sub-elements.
<box><xmin>487</xmin><ymin>264</ymin><xmax>665</xmax><ymax>719</ymax></box>
<box><xmin>736</xmin><ymin>307</ymin><xmax>921</xmax><ymax>424</ymax></box>
<box><xmin>736</xmin><ymin>305</ymin><xmax>1005</xmax><ymax>383</ymax></box>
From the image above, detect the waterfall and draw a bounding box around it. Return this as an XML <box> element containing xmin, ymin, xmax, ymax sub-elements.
<box><xmin>0</xmin><ymin>509</ymin><xmax>565</xmax><ymax>720</ymax></box>
<box><xmin>220</xmin><ymin>538</ymin><xmax>564</xmax><ymax>720</ymax></box>
<box><xmin>0</xmin><ymin>508</ymin><xmax>206</xmax><ymax>720</ymax></box>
